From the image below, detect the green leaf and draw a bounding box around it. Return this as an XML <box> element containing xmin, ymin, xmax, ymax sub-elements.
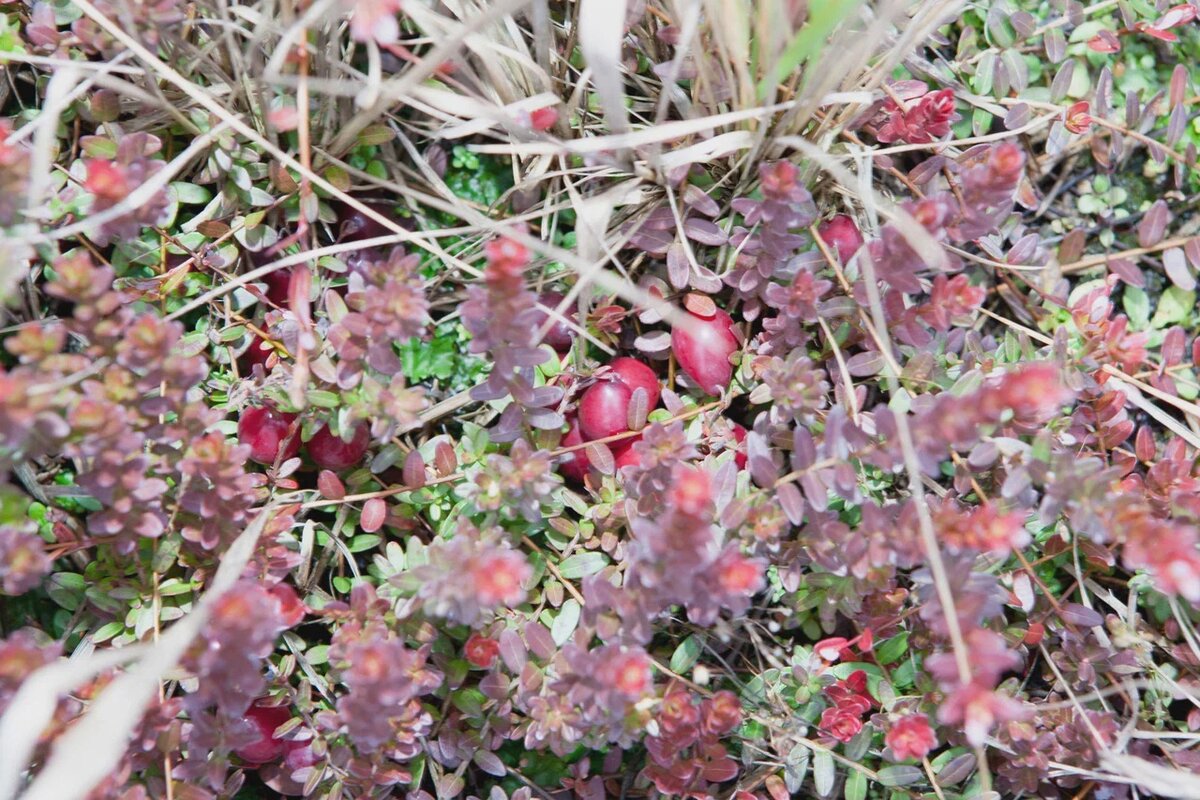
<box><xmin>357</xmin><ymin>125</ymin><xmax>395</xmax><ymax>147</ymax></box>
<box><xmin>551</xmin><ymin>599</ymin><xmax>581</xmax><ymax>645</ymax></box>
<box><xmin>1151</xmin><ymin>286</ymin><xmax>1194</xmax><ymax>329</ymax></box>
<box><xmin>891</xmin><ymin>657</ymin><xmax>917</xmax><ymax>689</ymax></box>
<box><xmin>1123</xmin><ymin>286</ymin><xmax>1150</xmax><ymax>329</ymax></box>
<box><xmin>80</xmin><ymin>137</ymin><xmax>118</xmax><ymax>159</ymax></box>
<box><xmin>813</xmin><ymin>749</ymin><xmax>836</xmax><ymax>797</ymax></box>
<box><xmin>92</xmin><ymin>621</ymin><xmax>126</xmax><ymax>644</ymax></box>
<box><xmin>877</xmin><ymin>765</ymin><xmax>923</xmax><ymax>787</ymax></box>
<box><xmin>218</xmin><ymin>325</ymin><xmax>248</xmax><ymax>343</ymax></box>
<box><xmin>46</xmin><ymin>573</ymin><xmax>86</xmax><ymax>611</ymax></box>
<box><xmin>669</xmin><ymin>633</ymin><xmax>705</xmax><ymax>674</ymax></box>
<box><xmin>875</xmin><ymin>631</ymin><xmax>909</xmax><ymax>665</ymax></box>
<box><xmin>170</xmin><ymin>182</ymin><xmax>212</xmax><ymax>205</ymax></box>
<box><xmin>972</xmin><ymin>107</ymin><xmax>993</xmax><ymax>134</ymax></box>
<box><xmin>556</xmin><ymin>552</ymin><xmax>608</xmax><ymax>580</ymax></box>
<box><xmin>348</xmin><ymin>534</ymin><xmax>382</xmax><ymax>553</ymax></box>
<box><xmin>844</xmin><ymin>770</ymin><xmax>868</xmax><ymax>800</ymax></box>
<box><xmin>305</xmin><ymin>390</ymin><xmax>342</xmax><ymax>408</ymax></box>
<box><xmin>451</xmin><ymin>687</ymin><xmax>486</xmax><ymax>717</ymax></box>
<box><xmin>760</xmin><ymin>0</ymin><xmax>863</xmax><ymax>97</ymax></box>
<box><xmin>247</xmin><ymin>187</ymin><xmax>276</xmax><ymax>207</ymax></box>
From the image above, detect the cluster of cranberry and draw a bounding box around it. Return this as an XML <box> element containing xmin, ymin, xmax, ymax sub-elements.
<box><xmin>237</xmin><ymin>406</ymin><xmax>368</xmax><ymax>472</ymax></box>
<box><xmin>557</xmin><ymin>301</ymin><xmax>745</xmax><ymax>481</ymax></box>
<box><xmin>235</xmin><ymin>201</ymin><xmax>410</xmax><ymax>472</ymax></box>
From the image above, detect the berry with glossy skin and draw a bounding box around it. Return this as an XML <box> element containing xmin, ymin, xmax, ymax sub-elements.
<box><xmin>307</xmin><ymin>423</ymin><xmax>370</xmax><ymax>472</ymax></box>
<box><xmin>234</xmin><ymin>703</ymin><xmax>292</xmax><ymax>764</ymax></box>
<box><xmin>238</xmin><ymin>406</ymin><xmax>300</xmax><ymax>465</ymax></box>
<box><xmin>578</xmin><ymin>379</ymin><xmax>633</xmax><ymax>442</ymax></box>
<box><xmin>240</xmin><ymin>335</ymin><xmax>282</xmax><ymax>373</ymax></box>
<box><xmin>262</xmin><ymin>268</ymin><xmax>294</xmax><ymax>306</ymax></box>
<box><xmin>335</xmin><ymin>200</ymin><xmax>414</xmax><ymax>242</ymax></box>
<box><xmin>530</xmin><ymin>107</ymin><xmax>559</xmax><ymax>131</ymax></box>
<box><xmin>671</xmin><ymin>308</ymin><xmax>739</xmax><ymax>396</ymax></box>
<box><xmin>559</xmin><ymin>417</ymin><xmax>590</xmax><ymax>484</ymax></box>
<box><xmin>535</xmin><ymin>291</ymin><xmax>576</xmax><ymax>353</ymax></box>
<box><xmin>730</xmin><ymin>422</ymin><xmax>748</xmax><ymax>470</ymax></box>
<box><xmin>246</xmin><ymin>247</ymin><xmax>294</xmax><ymax>306</ymax></box>
<box><xmin>609</xmin><ymin>357</ymin><xmax>660</xmax><ymax>409</ymax></box>
<box><xmin>614</xmin><ymin>440</ymin><xmax>642</xmax><ymax>471</ymax></box>
<box><xmin>817</xmin><ymin>215</ymin><xmax>864</xmax><ymax>263</ymax></box>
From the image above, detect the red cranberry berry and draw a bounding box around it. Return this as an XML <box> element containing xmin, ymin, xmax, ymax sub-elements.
<box><xmin>307</xmin><ymin>422</ymin><xmax>370</xmax><ymax>472</ymax></box>
<box><xmin>262</xmin><ymin>268</ymin><xmax>294</xmax><ymax>306</ymax></box>
<box><xmin>535</xmin><ymin>291</ymin><xmax>576</xmax><ymax>353</ymax></box>
<box><xmin>671</xmin><ymin>308</ymin><xmax>739</xmax><ymax>396</ymax></box>
<box><xmin>241</xmin><ymin>335</ymin><xmax>277</xmax><ymax>372</ymax></box>
<box><xmin>615</xmin><ymin>440</ymin><xmax>642</xmax><ymax>471</ymax></box>
<box><xmin>234</xmin><ymin>703</ymin><xmax>292</xmax><ymax>764</ymax></box>
<box><xmin>578</xmin><ymin>379</ymin><xmax>634</xmax><ymax>443</ymax></box>
<box><xmin>335</xmin><ymin>200</ymin><xmax>414</xmax><ymax>243</ymax></box>
<box><xmin>817</xmin><ymin>215</ymin><xmax>864</xmax><ymax>263</ymax></box>
<box><xmin>559</xmin><ymin>417</ymin><xmax>590</xmax><ymax>484</ymax></box>
<box><xmin>609</xmin><ymin>357</ymin><xmax>660</xmax><ymax>409</ymax></box>
<box><xmin>730</xmin><ymin>422</ymin><xmax>747</xmax><ymax>470</ymax></box>
<box><xmin>238</xmin><ymin>406</ymin><xmax>300</xmax><ymax>465</ymax></box>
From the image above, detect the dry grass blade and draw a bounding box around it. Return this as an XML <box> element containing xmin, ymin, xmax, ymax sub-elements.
<box><xmin>1099</xmin><ymin>753</ymin><xmax>1200</xmax><ymax>799</ymax></box>
<box><xmin>9</xmin><ymin>509</ymin><xmax>274</xmax><ymax>800</ymax></box>
<box><xmin>0</xmin><ymin>648</ymin><xmax>144</xmax><ymax>800</ymax></box>
<box><xmin>579</xmin><ymin>0</ymin><xmax>632</xmax><ymax>136</ymax></box>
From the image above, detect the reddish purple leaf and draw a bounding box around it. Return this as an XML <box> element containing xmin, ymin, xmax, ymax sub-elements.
<box><xmin>1044</xmin><ymin>28</ymin><xmax>1066</xmax><ymax>63</ymax></box>
<box><xmin>1135</xmin><ymin>425</ymin><xmax>1156</xmax><ymax>461</ymax></box>
<box><xmin>524</xmin><ymin>621</ymin><xmax>556</xmax><ymax>660</ymax></box>
<box><xmin>846</xmin><ymin>351</ymin><xmax>884</xmax><ymax>377</ymax></box>
<box><xmin>434</xmin><ymin>440</ymin><xmax>457</xmax><ymax>475</ymax></box>
<box><xmin>683</xmin><ymin>218</ymin><xmax>728</xmax><ymax>246</ymax></box>
<box><xmin>584</xmin><ymin>441</ymin><xmax>615</xmax><ymax>475</ymax></box>
<box><xmin>666</xmin><ymin>242</ymin><xmax>690</xmax><ymax>289</ymax></box>
<box><xmin>1171</xmin><ymin>64</ymin><xmax>1190</xmax><ymax>110</ymax></box>
<box><xmin>1163</xmin><ymin>326</ymin><xmax>1186</xmax><ymax>366</ymax></box>
<box><xmin>777</xmin><ymin>483</ymin><xmax>806</xmax><ymax>526</ymax></box>
<box><xmin>360</xmin><ymin>498</ymin><xmax>386</xmax><ymax>533</ymax></box>
<box><xmin>1087</xmin><ymin>29</ymin><xmax>1121</xmax><ymax>53</ymax></box>
<box><xmin>1185</xmin><ymin>238</ymin><xmax>1200</xmax><ymax>271</ymax></box>
<box><xmin>317</xmin><ymin>469</ymin><xmax>345</xmax><ymax>500</ymax></box>
<box><xmin>682</xmin><ymin>184</ymin><xmax>720</xmax><ymax>217</ymax></box>
<box><xmin>1138</xmin><ymin>200</ymin><xmax>1171</xmax><ymax>247</ymax></box>
<box><xmin>499</xmin><ymin>629</ymin><xmax>527</xmax><ymax>672</ymax></box>
<box><xmin>1062</xmin><ymin>603</ymin><xmax>1104</xmax><ymax>628</ymax></box>
<box><xmin>1058</xmin><ymin>229</ymin><xmax>1086</xmax><ymax>265</ymax></box>
<box><xmin>403</xmin><ymin>448</ymin><xmax>427</xmax><ymax>488</ymax></box>
<box><xmin>1107</xmin><ymin>257</ymin><xmax>1144</xmax><ymax>287</ymax></box>
<box><xmin>1167</xmin><ymin>103</ymin><xmax>1188</xmax><ymax>148</ymax></box>
<box><xmin>1004</xmin><ymin>102</ymin><xmax>1030</xmax><ymax>130</ymax></box>
<box><xmin>1164</xmin><ymin>247</ymin><xmax>1194</xmax><ymax>290</ymax></box>
<box><xmin>472</xmin><ymin>750</ymin><xmax>507</xmax><ymax>777</ymax></box>
<box><xmin>626</xmin><ymin>387</ymin><xmax>649</xmax><ymax>431</ymax></box>
<box><xmin>1050</xmin><ymin>61</ymin><xmax>1074</xmax><ymax>102</ymax></box>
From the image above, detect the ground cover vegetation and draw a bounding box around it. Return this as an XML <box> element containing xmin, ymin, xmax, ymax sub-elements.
<box><xmin>3</xmin><ymin>0</ymin><xmax>1200</xmax><ymax>798</ymax></box>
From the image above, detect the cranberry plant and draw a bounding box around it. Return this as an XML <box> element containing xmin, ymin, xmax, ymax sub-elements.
<box><xmin>3</xmin><ymin>1</ymin><xmax>1200</xmax><ymax>799</ymax></box>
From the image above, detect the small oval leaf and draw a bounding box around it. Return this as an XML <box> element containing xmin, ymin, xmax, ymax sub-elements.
<box><xmin>360</xmin><ymin>498</ymin><xmax>386</xmax><ymax>533</ymax></box>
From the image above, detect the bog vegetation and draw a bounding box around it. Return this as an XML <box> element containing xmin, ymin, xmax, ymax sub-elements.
<box><xmin>3</xmin><ymin>1</ymin><xmax>1200</xmax><ymax>799</ymax></box>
